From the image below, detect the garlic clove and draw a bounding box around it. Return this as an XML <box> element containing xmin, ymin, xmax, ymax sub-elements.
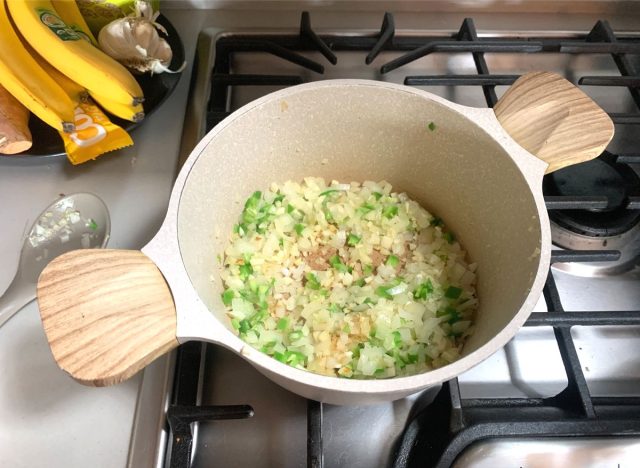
<box><xmin>133</xmin><ymin>21</ymin><xmax>156</xmax><ymax>51</ymax></box>
<box><xmin>154</xmin><ymin>39</ymin><xmax>173</xmax><ymax>65</ymax></box>
<box><xmin>145</xmin><ymin>33</ymin><xmax>172</xmax><ymax>64</ymax></box>
<box><xmin>97</xmin><ymin>21</ymin><xmax>126</xmax><ymax>57</ymax></box>
<box><xmin>97</xmin><ymin>0</ymin><xmax>183</xmax><ymax>74</ymax></box>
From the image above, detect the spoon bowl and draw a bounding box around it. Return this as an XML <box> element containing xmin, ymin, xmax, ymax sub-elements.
<box><xmin>0</xmin><ymin>193</ymin><xmax>110</xmax><ymax>328</ymax></box>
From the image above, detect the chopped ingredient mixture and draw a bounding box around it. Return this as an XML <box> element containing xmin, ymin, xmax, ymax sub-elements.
<box><xmin>219</xmin><ymin>178</ymin><xmax>478</xmax><ymax>379</ymax></box>
<box><xmin>28</xmin><ymin>197</ymin><xmax>98</xmax><ymax>249</ymax></box>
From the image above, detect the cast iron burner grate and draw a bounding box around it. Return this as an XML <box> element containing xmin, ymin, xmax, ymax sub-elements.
<box><xmin>166</xmin><ymin>12</ymin><xmax>640</xmax><ymax>468</ymax></box>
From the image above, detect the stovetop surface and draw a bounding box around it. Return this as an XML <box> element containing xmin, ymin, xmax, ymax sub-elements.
<box><xmin>133</xmin><ymin>11</ymin><xmax>640</xmax><ymax>468</ymax></box>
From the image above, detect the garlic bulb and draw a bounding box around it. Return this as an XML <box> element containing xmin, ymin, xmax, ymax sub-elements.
<box><xmin>98</xmin><ymin>1</ymin><xmax>185</xmax><ymax>74</ymax></box>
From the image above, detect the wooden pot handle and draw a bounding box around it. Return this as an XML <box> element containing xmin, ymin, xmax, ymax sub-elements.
<box><xmin>494</xmin><ymin>71</ymin><xmax>614</xmax><ymax>174</ymax></box>
<box><xmin>36</xmin><ymin>249</ymin><xmax>178</xmax><ymax>387</ymax></box>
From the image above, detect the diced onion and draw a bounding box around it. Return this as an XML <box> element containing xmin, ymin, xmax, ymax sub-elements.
<box><xmin>219</xmin><ymin>178</ymin><xmax>478</xmax><ymax>379</ymax></box>
<box><xmin>385</xmin><ymin>282</ymin><xmax>408</xmax><ymax>296</ymax></box>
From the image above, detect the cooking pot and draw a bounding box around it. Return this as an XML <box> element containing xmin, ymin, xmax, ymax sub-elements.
<box><xmin>37</xmin><ymin>72</ymin><xmax>613</xmax><ymax>405</ymax></box>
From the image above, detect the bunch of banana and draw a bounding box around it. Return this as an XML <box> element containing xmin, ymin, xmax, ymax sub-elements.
<box><xmin>8</xmin><ymin>0</ymin><xmax>143</xmax><ymax>106</ymax></box>
<box><xmin>0</xmin><ymin>0</ymin><xmax>75</xmax><ymax>132</ymax></box>
<box><xmin>2</xmin><ymin>0</ymin><xmax>144</xmax><ymax>130</ymax></box>
<box><xmin>46</xmin><ymin>0</ymin><xmax>145</xmax><ymax>122</ymax></box>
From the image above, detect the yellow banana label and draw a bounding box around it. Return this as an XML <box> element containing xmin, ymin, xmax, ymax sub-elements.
<box><xmin>59</xmin><ymin>101</ymin><xmax>133</xmax><ymax>165</ymax></box>
<box><xmin>37</xmin><ymin>8</ymin><xmax>81</xmax><ymax>41</ymax></box>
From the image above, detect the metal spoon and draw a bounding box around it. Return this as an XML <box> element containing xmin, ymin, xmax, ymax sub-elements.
<box><xmin>0</xmin><ymin>193</ymin><xmax>110</xmax><ymax>328</ymax></box>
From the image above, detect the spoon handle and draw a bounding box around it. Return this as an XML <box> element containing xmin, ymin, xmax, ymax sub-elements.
<box><xmin>0</xmin><ymin>275</ymin><xmax>33</xmax><ymax>328</ymax></box>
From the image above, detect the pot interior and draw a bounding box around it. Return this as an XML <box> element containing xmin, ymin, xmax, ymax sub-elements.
<box><xmin>177</xmin><ymin>81</ymin><xmax>542</xmax><ymax>363</ymax></box>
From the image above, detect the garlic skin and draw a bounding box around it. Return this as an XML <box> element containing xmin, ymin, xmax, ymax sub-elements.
<box><xmin>98</xmin><ymin>1</ymin><xmax>184</xmax><ymax>74</ymax></box>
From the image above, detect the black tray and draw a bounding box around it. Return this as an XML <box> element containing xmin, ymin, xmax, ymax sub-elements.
<box><xmin>4</xmin><ymin>14</ymin><xmax>185</xmax><ymax>159</ymax></box>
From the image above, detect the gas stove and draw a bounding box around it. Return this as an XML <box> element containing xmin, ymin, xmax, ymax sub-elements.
<box><xmin>128</xmin><ymin>8</ymin><xmax>640</xmax><ymax>468</ymax></box>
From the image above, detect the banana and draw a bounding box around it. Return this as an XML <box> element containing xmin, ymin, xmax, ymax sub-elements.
<box><xmin>30</xmin><ymin>43</ymin><xmax>87</xmax><ymax>103</ymax></box>
<box><xmin>36</xmin><ymin>46</ymin><xmax>143</xmax><ymax>122</ymax></box>
<box><xmin>51</xmin><ymin>0</ymin><xmax>97</xmax><ymax>46</ymax></box>
<box><xmin>8</xmin><ymin>0</ymin><xmax>144</xmax><ymax>106</ymax></box>
<box><xmin>41</xmin><ymin>54</ymin><xmax>144</xmax><ymax>122</ymax></box>
<box><xmin>17</xmin><ymin>22</ymin><xmax>87</xmax><ymax>106</ymax></box>
<box><xmin>90</xmin><ymin>92</ymin><xmax>145</xmax><ymax>122</ymax></box>
<box><xmin>0</xmin><ymin>0</ymin><xmax>74</xmax><ymax>132</ymax></box>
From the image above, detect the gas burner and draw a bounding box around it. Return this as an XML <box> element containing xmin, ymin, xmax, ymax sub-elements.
<box><xmin>544</xmin><ymin>152</ymin><xmax>640</xmax><ymax>236</ymax></box>
<box><xmin>544</xmin><ymin>153</ymin><xmax>640</xmax><ymax>276</ymax></box>
<box><xmin>550</xmin><ymin>222</ymin><xmax>640</xmax><ymax>276</ymax></box>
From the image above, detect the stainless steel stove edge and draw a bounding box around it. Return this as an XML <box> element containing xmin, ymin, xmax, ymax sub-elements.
<box><xmin>127</xmin><ymin>353</ymin><xmax>176</xmax><ymax>468</ymax></box>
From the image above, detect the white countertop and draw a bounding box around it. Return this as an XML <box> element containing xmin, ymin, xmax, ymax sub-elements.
<box><xmin>0</xmin><ymin>9</ymin><xmax>202</xmax><ymax>467</ymax></box>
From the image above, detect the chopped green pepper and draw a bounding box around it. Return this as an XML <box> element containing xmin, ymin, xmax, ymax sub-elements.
<box><xmin>319</xmin><ymin>188</ymin><xmax>341</xmax><ymax>197</ymax></box>
<box><xmin>375</xmin><ymin>285</ymin><xmax>394</xmax><ymax>300</ymax></box>
<box><xmin>260</xmin><ymin>341</ymin><xmax>277</xmax><ymax>354</ymax></box>
<box><xmin>241</xmin><ymin>191</ymin><xmax>262</xmax><ymax>224</ymax></box>
<box><xmin>329</xmin><ymin>255</ymin><xmax>349</xmax><ymax>273</ymax></box>
<box><xmin>248</xmin><ymin>308</ymin><xmax>268</xmax><ymax>327</ymax></box>
<box><xmin>294</xmin><ymin>223</ymin><xmax>305</xmax><ymax>235</ymax></box>
<box><xmin>392</xmin><ymin>331</ymin><xmax>402</xmax><ymax>347</ymax></box>
<box><xmin>372</xmin><ymin>191</ymin><xmax>383</xmax><ymax>200</ymax></box>
<box><xmin>437</xmin><ymin>306</ymin><xmax>460</xmax><ymax>324</ymax></box>
<box><xmin>382</xmin><ymin>205</ymin><xmax>398</xmax><ymax>219</ymax></box>
<box><xmin>357</xmin><ymin>203</ymin><xmax>375</xmax><ymax>215</ymax></box>
<box><xmin>322</xmin><ymin>201</ymin><xmax>335</xmax><ymax>222</ymax></box>
<box><xmin>430</xmin><ymin>216</ymin><xmax>443</xmax><ymax>227</ymax></box>
<box><xmin>277</xmin><ymin>317</ymin><xmax>289</xmax><ymax>330</ymax></box>
<box><xmin>352</xmin><ymin>342</ymin><xmax>365</xmax><ymax>358</ymax></box>
<box><xmin>445</xmin><ymin>286</ymin><xmax>463</xmax><ymax>299</ymax></box>
<box><xmin>238</xmin><ymin>319</ymin><xmax>251</xmax><ymax>334</ymax></box>
<box><xmin>239</xmin><ymin>262</ymin><xmax>253</xmax><ymax>280</ymax></box>
<box><xmin>443</xmin><ymin>232</ymin><xmax>456</xmax><ymax>244</ymax></box>
<box><xmin>386</xmin><ymin>255</ymin><xmax>400</xmax><ymax>267</ymax></box>
<box><xmin>347</xmin><ymin>233</ymin><xmax>361</xmax><ymax>246</ymax></box>
<box><xmin>414</xmin><ymin>279</ymin><xmax>434</xmax><ymax>300</ymax></box>
<box><xmin>289</xmin><ymin>330</ymin><xmax>303</xmax><ymax>341</ymax></box>
<box><xmin>284</xmin><ymin>350</ymin><xmax>306</xmax><ymax>366</ymax></box>
<box><xmin>305</xmin><ymin>272</ymin><xmax>321</xmax><ymax>290</ymax></box>
<box><xmin>221</xmin><ymin>289</ymin><xmax>235</xmax><ymax>306</ymax></box>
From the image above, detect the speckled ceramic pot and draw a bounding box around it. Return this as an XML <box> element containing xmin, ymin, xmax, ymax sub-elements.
<box><xmin>37</xmin><ymin>75</ymin><xmax>613</xmax><ymax>405</ymax></box>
